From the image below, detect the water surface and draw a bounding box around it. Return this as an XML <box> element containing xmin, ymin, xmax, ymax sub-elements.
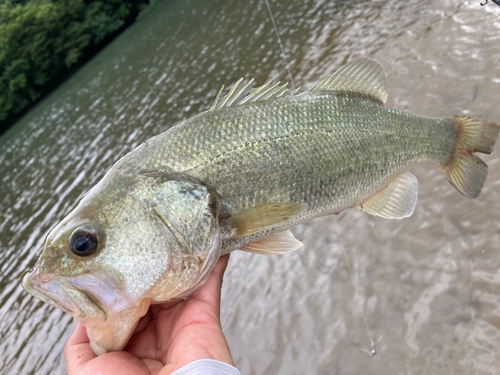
<box><xmin>1</xmin><ymin>0</ymin><xmax>500</xmax><ymax>374</ymax></box>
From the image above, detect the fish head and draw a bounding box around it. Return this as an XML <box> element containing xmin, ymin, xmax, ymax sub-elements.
<box><xmin>22</xmin><ymin>170</ymin><xmax>222</xmax><ymax>355</ymax></box>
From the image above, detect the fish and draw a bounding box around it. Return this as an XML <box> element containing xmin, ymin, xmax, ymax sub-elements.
<box><xmin>22</xmin><ymin>58</ymin><xmax>500</xmax><ymax>356</ymax></box>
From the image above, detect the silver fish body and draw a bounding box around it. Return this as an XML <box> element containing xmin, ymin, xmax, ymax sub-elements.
<box><xmin>137</xmin><ymin>90</ymin><xmax>457</xmax><ymax>252</ymax></box>
<box><xmin>22</xmin><ymin>59</ymin><xmax>499</xmax><ymax>355</ymax></box>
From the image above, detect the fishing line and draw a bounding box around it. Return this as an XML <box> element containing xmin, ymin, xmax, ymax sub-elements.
<box><xmin>483</xmin><ymin>1</ymin><xmax>500</xmax><ymax>20</ymax></box>
<box><xmin>332</xmin><ymin>219</ymin><xmax>379</xmax><ymax>358</ymax></box>
<box><xmin>264</xmin><ymin>0</ymin><xmax>376</xmax><ymax>356</ymax></box>
<box><xmin>263</xmin><ymin>0</ymin><xmax>296</xmax><ymax>90</ymax></box>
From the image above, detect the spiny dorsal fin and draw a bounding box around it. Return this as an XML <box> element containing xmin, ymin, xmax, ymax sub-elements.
<box><xmin>356</xmin><ymin>171</ymin><xmax>418</xmax><ymax>219</ymax></box>
<box><xmin>210</xmin><ymin>79</ymin><xmax>299</xmax><ymax>110</ymax></box>
<box><xmin>310</xmin><ymin>58</ymin><xmax>388</xmax><ymax>104</ymax></box>
<box><xmin>225</xmin><ymin>202</ymin><xmax>308</xmax><ymax>239</ymax></box>
<box><xmin>241</xmin><ymin>230</ymin><xmax>303</xmax><ymax>255</ymax></box>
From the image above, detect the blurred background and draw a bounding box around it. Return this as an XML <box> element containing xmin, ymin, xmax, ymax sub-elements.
<box><xmin>1</xmin><ymin>0</ymin><xmax>500</xmax><ymax>374</ymax></box>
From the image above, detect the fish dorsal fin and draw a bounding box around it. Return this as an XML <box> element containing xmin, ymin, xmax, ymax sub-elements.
<box><xmin>311</xmin><ymin>58</ymin><xmax>388</xmax><ymax>104</ymax></box>
<box><xmin>225</xmin><ymin>202</ymin><xmax>308</xmax><ymax>239</ymax></box>
<box><xmin>241</xmin><ymin>230</ymin><xmax>303</xmax><ymax>255</ymax></box>
<box><xmin>210</xmin><ymin>79</ymin><xmax>299</xmax><ymax>110</ymax></box>
<box><xmin>356</xmin><ymin>171</ymin><xmax>418</xmax><ymax>219</ymax></box>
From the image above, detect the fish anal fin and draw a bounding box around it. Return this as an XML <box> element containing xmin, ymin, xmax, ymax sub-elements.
<box><xmin>241</xmin><ymin>230</ymin><xmax>303</xmax><ymax>256</ymax></box>
<box><xmin>226</xmin><ymin>203</ymin><xmax>308</xmax><ymax>239</ymax></box>
<box><xmin>356</xmin><ymin>171</ymin><xmax>418</xmax><ymax>219</ymax></box>
<box><xmin>311</xmin><ymin>58</ymin><xmax>388</xmax><ymax>104</ymax></box>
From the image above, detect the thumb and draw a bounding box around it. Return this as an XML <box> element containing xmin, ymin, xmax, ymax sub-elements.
<box><xmin>192</xmin><ymin>254</ymin><xmax>230</xmax><ymax>314</ymax></box>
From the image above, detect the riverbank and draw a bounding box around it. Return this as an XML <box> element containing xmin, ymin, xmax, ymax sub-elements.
<box><xmin>0</xmin><ymin>0</ymin><xmax>161</xmax><ymax>134</ymax></box>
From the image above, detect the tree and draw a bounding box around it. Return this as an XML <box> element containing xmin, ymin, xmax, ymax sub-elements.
<box><xmin>0</xmin><ymin>0</ymin><xmax>149</xmax><ymax>124</ymax></box>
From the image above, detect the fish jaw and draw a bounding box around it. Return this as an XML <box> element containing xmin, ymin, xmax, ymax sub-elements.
<box><xmin>22</xmin><ymin>264</ymin><xmax>91</xmax><ymax>317</ymax></box>
<box><xmin>22</xmin><ymin>262</ymin><xmax>150</xmax><ymax>354</ymax></box>
<box><xmin>85</xmin><ymin>298</ymin><xmax>151</xmax><ymax>355</ymax></box>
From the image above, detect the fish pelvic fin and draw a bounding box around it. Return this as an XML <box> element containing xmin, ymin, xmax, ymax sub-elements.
<box><xmin>241</xmin><ymin>230</ymin><xmax>303</xmax><ymax>256</ymax></box>
<box><xmin>310</xmin><ymin>58</ymin><xmax>388</xmax><ymax>104</ymax></box>
<box><xmin>356</xmin><ymin>171</ymin><xmax>418</xmax><ymax>219</ymax></box>
<box><xmin>441</xmin><ymin>116</ymin><xmax>500</xmax><ymax>199</ymax></box>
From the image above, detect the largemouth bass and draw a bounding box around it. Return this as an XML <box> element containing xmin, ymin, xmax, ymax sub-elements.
<box><xmin>22</xmin><ymin>59</ymin><xmax>499</xmax><ymax>355</ymax></box>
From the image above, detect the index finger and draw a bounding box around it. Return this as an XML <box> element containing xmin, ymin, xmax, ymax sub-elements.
<box><xmin>64</xmin><ymin>322</ymin><xmax>97</xmax><ymax>374</ymax></box>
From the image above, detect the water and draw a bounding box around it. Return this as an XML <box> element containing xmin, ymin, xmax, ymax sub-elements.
<box><xmin>1</xmin><ymin>0</ymin><xmax>500</xmax><ymax>373</ymax></box>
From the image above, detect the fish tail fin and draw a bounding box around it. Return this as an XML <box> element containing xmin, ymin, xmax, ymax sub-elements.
<box><xmin>441</xmin><ymin>116</ymin><xmax>500</xmax><ymax>199</ymax></box>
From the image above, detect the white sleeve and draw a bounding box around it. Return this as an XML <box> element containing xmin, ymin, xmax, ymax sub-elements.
<box><xmin>170</xmin><ymin>359</ymin><xmax>241</xmax><ymax>375</ymax></box>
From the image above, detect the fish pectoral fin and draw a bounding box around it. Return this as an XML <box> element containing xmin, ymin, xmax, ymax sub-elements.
<box><xmin>310</xmin><ymin>58</ymin><xmax>388</xmax><ymax>104</ymax></box>
<box><xmin>241</xmin><ymin>230</ymin><xmax>303</xmax><ymax>256</ymax></box>
<box><xmin>356</xmin><ymin>171</ymin><xmax>418</xmax><ymax>219</ymax></box>
<box><xmin>226</xmin><ymin>202</ymin><xmax>308</xmax><ymax>239</ymax></box>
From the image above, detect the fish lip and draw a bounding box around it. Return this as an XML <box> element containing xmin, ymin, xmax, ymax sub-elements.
<box><xmin>22</xmin><ymin>264</ymin><xmax>107</xmax><ymax>321</ymax></box>
<box><xmin>22</xmin><ymin>264</ymin><xmax>72</xmax><ymax>313</ymax></box>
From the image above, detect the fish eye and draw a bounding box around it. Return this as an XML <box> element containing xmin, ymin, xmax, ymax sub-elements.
<box><xmin>69</xmin><ymin>226</ymin><xmax>100</xmax><ymax>256</ymax></box>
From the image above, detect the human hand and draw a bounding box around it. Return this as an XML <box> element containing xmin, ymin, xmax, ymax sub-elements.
<box><xmin>65</xmin><ymin>254</ymin><xmax>233</xmax><ymax>375</ymax></box>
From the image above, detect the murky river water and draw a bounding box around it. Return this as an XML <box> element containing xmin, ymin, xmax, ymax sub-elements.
<box><xmin>1</xmin><ymin>0</ymin><xmax>500</xmax><ymax>373</ymax></box>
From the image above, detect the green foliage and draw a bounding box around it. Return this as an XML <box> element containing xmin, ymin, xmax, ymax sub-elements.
<box><xmin>0</xmin><ymin>0</ymin><xmax>149</xmax><ymax>122</ymax></box>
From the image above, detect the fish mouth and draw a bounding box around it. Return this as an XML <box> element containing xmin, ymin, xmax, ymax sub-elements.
<box><xmin>22</xmin><ymin>264</ymin><xmax>107</xmax><ymax>322</ymax></box>
<box><xmin>23</xmin><ymin>263</ymin><xmax>151</xmax><ymax>355</ymax></box>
